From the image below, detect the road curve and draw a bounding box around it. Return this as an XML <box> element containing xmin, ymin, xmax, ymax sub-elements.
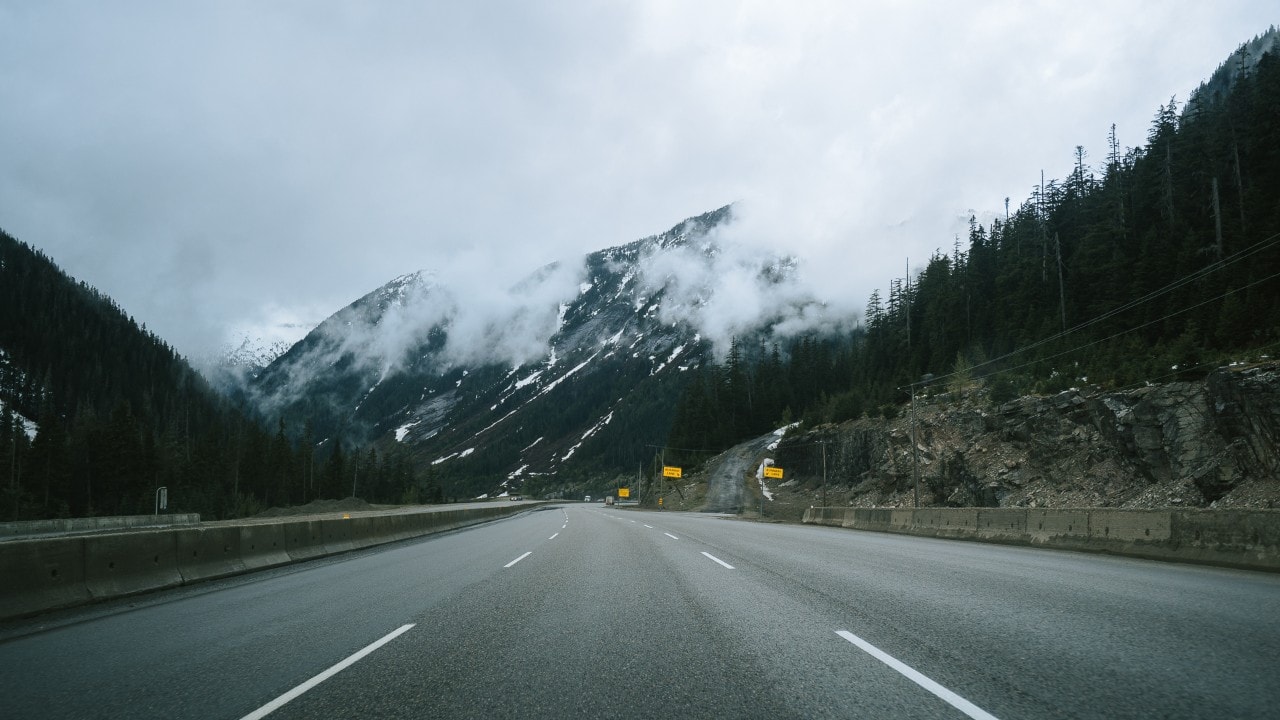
<box><xmin>1</xmin><ymin>505</ymin><xmax>1276</xmax><ymax>719</ymax></box>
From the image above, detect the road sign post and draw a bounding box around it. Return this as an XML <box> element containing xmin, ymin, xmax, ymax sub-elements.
<box><xmin>761</xmin><ymin>466</ymin><xmax>782</xmax><ymax>519</ymax></box>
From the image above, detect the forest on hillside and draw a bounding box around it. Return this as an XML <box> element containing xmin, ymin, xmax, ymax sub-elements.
<box><xmin>667</xmin><ymin>42</ymin><xmax>1280</xmax><ymax>465</ymax></box>
<box><xmin>0</xmin><ymin>235</ymin><xmax>441</xmax><ymax>520</ymax></box>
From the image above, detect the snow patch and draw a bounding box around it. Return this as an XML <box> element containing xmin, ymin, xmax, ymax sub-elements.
<box><xmin>756</xmin><ymin>458</ymin><xmax>776</xmax><ymax>501</ymax></box>
<box><xmin>515</xmin><ymin>369</ymin><xmax>543</xmax><ymax>389</ymax></box>
<box><xmin>394</xmin><ymin>421</ymin><xmax>421</xmax><ymax>442</ymax></box>
<box><xmin>0</xmin><ymin>398</ymin><xmax>37</xmax><ymax>439</ymax></box>
<box><xmin>767</xmin><ymin>422</ymin><xmax>800</xmax><ymax>450</ymax></box>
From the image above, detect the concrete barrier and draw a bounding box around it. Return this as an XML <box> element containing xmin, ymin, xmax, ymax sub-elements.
<box><xmin>1</xmin><ymin>502</ymin><xmax>544</xmax><ymax>621</ymax></box>
<box><xmin>84</xmin><ymin>531</ymin><xmax>183</xmax><ymax>599</ymax></box>
<box><xmin>802</xmin><ymin>506</ymin><xmax>1280</xmax><ymax>572</ymax></box>
<box><xmin>1027</xmin><ymin>509</ymin><xmax>1089</xmax><ymax>543</ymax></box>
<box><xmin>284</xmin><ymin>520</ymin><xmax>329</xmax><ymax>562</ymax></box>
<box><xmin>0</xmin><ymin>537</ymin><xmax>90</xmax><ymax>618</ymax></box>
<box><xmin>0</xmin><ymin>514</ymin><xmax>200</xmax><ymax>540</ymax></box>
<box><xmin>174</xmin><ymin>526</ymin><xmax>245</xmax><ymax>584</ymax></box>
<box><xmin>238</xmin><ymin>523</ymin><xmax>290</xmax><ymax>570</ymax></box>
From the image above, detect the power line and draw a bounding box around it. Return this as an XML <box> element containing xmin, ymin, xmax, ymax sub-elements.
<box><xmin>900</xmin><ymin>230</ymin><xmax>1280</xmax><ymax>391</ymax></box>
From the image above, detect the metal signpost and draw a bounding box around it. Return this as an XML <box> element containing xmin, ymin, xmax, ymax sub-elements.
<box><xmin>761</xmin><ymin>466</ymin><xmax>783</xmax><ymax>518</ymax></box>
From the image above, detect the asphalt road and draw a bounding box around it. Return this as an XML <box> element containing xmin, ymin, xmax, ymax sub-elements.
<box><xmin>1</xmin><ymin>506</ymin><xmax>1278</xmax><ymax>719</ymax></box>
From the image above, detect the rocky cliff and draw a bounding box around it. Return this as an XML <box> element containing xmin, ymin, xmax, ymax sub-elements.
<box><xmin>774</xmin><ymin>362</ymin><xmax>1280</xmax><ymax>510</ymax></box>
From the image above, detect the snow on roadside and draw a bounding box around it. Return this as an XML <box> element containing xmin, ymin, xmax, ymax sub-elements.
<box><xmin>767</xmin><ymin>422</ymin><xmax>800</xmax><ymax>451</ymax></box>
<box><xmin>756</xmin><ymin>458</ymin><xmax>776</xmax><ymax>501</ymax></box>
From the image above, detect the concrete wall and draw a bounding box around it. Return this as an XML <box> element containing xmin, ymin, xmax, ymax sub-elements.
<box><xmin>0</xmin><ymin>503</ymin><xmax>540</xmax><ymax>621</ymax></box>
<box><xmin>0</xmin><ymin>514</ymin><xmax>201</xmax><ymax>540</ymax></box>
<box><xmin>802</xmin><ymin>507</ymin><xmax>1280</xmax><ymax>572</ymax></box>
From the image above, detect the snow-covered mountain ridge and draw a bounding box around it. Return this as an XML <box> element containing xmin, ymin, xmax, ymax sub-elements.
<box><xmin>243</xmin><ymin>205</ymin><xmax>829</xmax><ymax>498</ymax></box>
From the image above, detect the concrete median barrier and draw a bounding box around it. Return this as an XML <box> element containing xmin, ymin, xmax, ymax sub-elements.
<box><xmin>0</xmin><ymin>537</ymin><xmax>90</xmax><ymax>619</ymax></box>
<box><xmin>284</xmin><ymin>520</ymin><xmax>328</xmax><ymax>562</ymax></box>
<box><xmin>238</xmin><ymin>523</ymin><xmax>290</xmax><ymax>570</ymax></box>
<box><xmin>174</xmin><ymin>526</ymin><xmax>245</xmax><ymax>584</ymax></box>
<box><xmin>802</xmin><ymin>506</ymin><xmax>1280</xmax><ymax>572</ymax></box>
<box><xmin>1</xmin><ymin>502</ymin><xmax>544</xmax><ymax>621</ymax></box>
<box><xmin>84</xmin><ymin>531</ymin><xmax>182</xmax><ymax>600</ymax></box>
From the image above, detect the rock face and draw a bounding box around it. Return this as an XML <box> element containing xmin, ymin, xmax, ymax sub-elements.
<box><xmin>775</xmin><ymin>363</ymin><xmax>1280</xmax><ymax>509</ymax></box>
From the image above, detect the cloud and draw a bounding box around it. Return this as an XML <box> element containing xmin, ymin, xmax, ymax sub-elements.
<box><xmin>0</xmin><ymin>0</ymin><xmax>1271</xmax><ymax>362</ymax></box>
<box><xmin>634</xmin><ymin>215</ymin><xmax>860</xmax><ymax>357</ymax></box>
<box><xmin>438</xmin><ymin>259</ymin><xmax>588</xmax><ymax>368</ymax></box>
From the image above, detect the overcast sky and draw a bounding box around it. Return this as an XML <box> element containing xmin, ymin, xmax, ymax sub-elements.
<box><xmin>1</xmin><ymin>1</ymin><xmax>1273</xmax><ymax>362</ymax></box>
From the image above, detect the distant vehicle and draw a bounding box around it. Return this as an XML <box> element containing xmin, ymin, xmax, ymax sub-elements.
<box><xmin>604</xmin><ymin>496</ymin><xmax>614</xmax><ymax>506</ymax></box>
<box><xmin>584</xmin><ymin>495</ymin><xmax>591</xmax><ymax>502</ymax></box>
<box><xmin>509</xmin><ymin>495</ymin><xmax>522</xmax><ymax>501</ymax></box>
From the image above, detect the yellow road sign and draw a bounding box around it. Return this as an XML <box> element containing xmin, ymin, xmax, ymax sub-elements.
<box><xmin>763</xmin><ymin>466</ymin><xmax>784</xmax><ymax>479</ymax></box>
<box><xmin>662</xmin><ymin>466</ymin><xmax>682</xmax><ymax>478</ymax></box>
<box><xmin>618</xmin><ymin>488</ymin><xmax>630</xmax><ymax>498</ymax></box>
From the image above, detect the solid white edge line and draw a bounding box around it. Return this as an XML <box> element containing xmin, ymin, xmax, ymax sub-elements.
<box><xmin>835</xmin><ymin>630</ymin><xmax>999</xmax><ymax>720</ymax></box>
<box><xmin>663</xmin><ymin>532</ymin><xmax>679</xmax><ymax>540</ymax></box>
<box><xmin>504</xmin><ymin>551</ymin><xmax>533</xmax><ymax>568</ymax></box>
<box><xmin>700</xmin><ymin>551</ymin><xmax>735</xmax><ymax>569</ymax></box>
<box><xmin>239</xmin><ymin>624</ymin><xmax>415</xmax><ymax>720</ymax></box>
<box><xmin>549</xmin><ymin>533</ymin><xmax>559</xmax><ymax>540</ymax></box>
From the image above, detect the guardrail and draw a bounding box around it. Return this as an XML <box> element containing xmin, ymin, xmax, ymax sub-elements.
<box><xmin>802</xmin><ymin>506</ymin><xmax>1280</xmax><ymax>572</ymax></box>
<box><xmin>0</xmin><ymin>503</ymin><xmax>543</xmax><ymax>621</ymax></box>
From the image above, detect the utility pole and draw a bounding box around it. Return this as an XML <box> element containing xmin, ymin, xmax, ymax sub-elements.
<box><xmin>910</xmin><ymin>384</ymin><xmax>920</xmax><ymax>508</ymax></box>
<box><xmin>1055</xmin><ymin>233</ymin><xmax>1067</xmax><ymax>332</ymax></box>
<box><xmin>821</xmin><ymin>441</ymin><xmax>828</xmax><ymax>508</ymax></box>
<box><xmin>904</xmin><ymin>259</ymin><xmax>911</xmax><ymax>352</ymax></box>
<box><xmin>1211</xmin><ymin>177</ymin><xmax>1224</xmax><ymax>261</ymax></box>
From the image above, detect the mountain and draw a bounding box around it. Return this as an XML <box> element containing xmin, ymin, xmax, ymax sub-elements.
<box><xmin>220</xmin><ymin>334</ymin><xmax>296</xmax><ymax>376</ymax></box>
<box><xmin>245</xmin><ymin>205</ymin><xmax>823</xmax><ymax>499</ymax></box>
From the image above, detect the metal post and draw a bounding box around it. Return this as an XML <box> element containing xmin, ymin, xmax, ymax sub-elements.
<box><xmin>155</xmin><ymin>486</ymin><xmax>167</xmax><ymax>516</ymax></box>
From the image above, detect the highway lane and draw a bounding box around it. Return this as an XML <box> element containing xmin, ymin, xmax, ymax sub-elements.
<box><xmin>1</xmin><ymin>505</ymin><xmax>1277</xmax><ymax>718</ymax></box>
